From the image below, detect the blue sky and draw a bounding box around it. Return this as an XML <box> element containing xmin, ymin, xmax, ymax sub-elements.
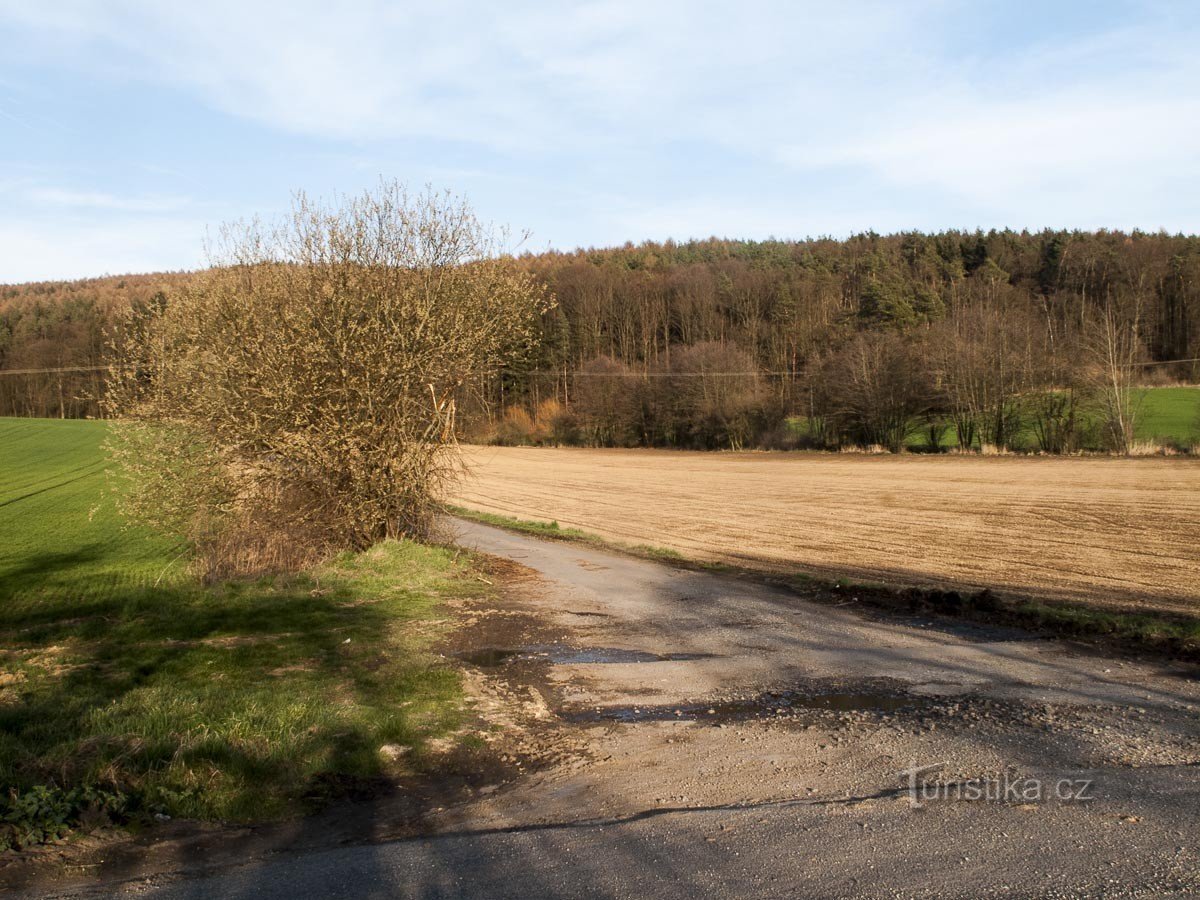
<box><xmin>1</xmin><ymin>0</ymin><xmax>1198</xmax><ymax>282</ymax></box>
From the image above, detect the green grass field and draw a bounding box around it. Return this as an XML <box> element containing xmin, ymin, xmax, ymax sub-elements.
<box><xmin>1136</xmin><ymin>386</ymin><xmax>1200</xmax><ymax>444</ymax></box>
<box><xmin>0</xmin><ymin>418</ymin><xmax>478</xmax><ymax>847</ymax></box>
<box><xmin>787</xmin><ymin>386</ymin><xmax>1200</xmax><ymax>451</ymax></box>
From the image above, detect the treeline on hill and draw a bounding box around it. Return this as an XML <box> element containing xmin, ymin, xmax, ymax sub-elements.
<box><xmin>469</xmin><ymin>230</ymin><xmax>1200</xmax><ymax>453</ymax></box>
<box><xmin>2</xmin><ymin>230</ymin><xmax>1199</xmax><ymax>453</ymax></box>
<box><xmin>0</xmin><ymin>273</ymin><xmax>192</xmax><ymax>418</ymax></box>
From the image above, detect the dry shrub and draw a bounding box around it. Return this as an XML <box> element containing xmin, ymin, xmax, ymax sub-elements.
<box><xmin>199</xmin><ymin>482</ymin><xmax>338</xmax><ymax>580</ymax></box>
<box><xmin>534</xmin><ymin>399</ymin><xmax>564</xmax><ymax>432</ymax></box>
<box><xmin>1126</xmin><ymin>440</ymin><xmax>1168</xmax><ymax>457</ymax></box>
<box><xmin>488</xmin><ymin>399</ymin><xmax>573</xmax><ymax>446</ymax></box>
<box><xmin>977</xmin><ymin>443</ymin><xmax>1014</xmax><ymax>456</ymax></box>
<box><xmin>533</xmin><ymin>399</ymin><xmax>580</xmax><ymax>445</ymax></box>
<box><xmin>493</xmin><ymin>406</ymin><xmax>538</xmax><ymax>446</ymax></box>
<box><xmin>838</xmin><ymin>443</ymin><xmax>889</xmax><ymax>455</ymax></box>
<box><xmin>947</xmin><ymin>444</ymin><xmax>1006</xmax><ymax>456</ymax></box>
<box><xmin>105</xmin><ymin>181</ymin><xmax>552</xmax><ymax>576</ymax></box>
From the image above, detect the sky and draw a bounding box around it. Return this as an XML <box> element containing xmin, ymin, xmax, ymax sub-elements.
<box><xmin>1</xmin><ymin>0</ymin><xmax>1198</xmax><ymax>283</ymax></box>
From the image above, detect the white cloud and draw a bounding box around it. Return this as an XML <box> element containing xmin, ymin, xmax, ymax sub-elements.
<box><xmin>0</xmin><ymin>217</ymin><xmax>207</xmax><ymax>283</ymax></box>
<box><xmin>0</xmin><ymin>0</ymin><xmax>937</xmax><ymax>148</ymax></box>
<box><xmin>0</xmin><ymin>180</ymin><xmax>209</xmax><ymax>281</ymax></box>
<box><xmin>786</xmin><ymin>99</ymin><xmax>1198</xmax><ymax>206</ymax></box>
<box><xmin>776</xmin><ymin>42</ymin><xmax>1200</xmax><ymax>231</ymax></box>
<box><xmin>28</xmin><ymin>187</ymin><xmax>192</xmax><ymax>213</ymax></box>
<box><xmin>0</xmin><ymin>0</ymin><xmax>1198</xmax><ymax>278</ymax></box>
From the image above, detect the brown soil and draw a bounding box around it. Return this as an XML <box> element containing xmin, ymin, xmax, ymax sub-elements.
<box><xmin>456</xmin><ymin>446</ymin><xmax>1200</xmax><ymax>617</ymax></box>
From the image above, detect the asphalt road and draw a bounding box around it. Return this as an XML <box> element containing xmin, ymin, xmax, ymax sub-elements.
<box><xmin>35</xmin><ymin>520</ymin><xmax>1200</xmax><ymax>899</ymax></box>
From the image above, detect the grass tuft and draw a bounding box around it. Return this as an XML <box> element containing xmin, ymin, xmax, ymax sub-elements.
<box><xmin>447</xmin><ymin>505</ymin><xmax>691</xmax><ymax>565</ymax></box>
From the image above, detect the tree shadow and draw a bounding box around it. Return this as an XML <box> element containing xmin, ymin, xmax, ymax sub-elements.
<box><xmin>0</xmin><ymin>545</ymin><xmax>478</xmax><ymax>861</ymax></box>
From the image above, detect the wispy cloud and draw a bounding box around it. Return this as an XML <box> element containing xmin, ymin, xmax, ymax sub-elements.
<box><xmin>29</xmin><ymin>187</ymin><xmax>192</xmax><ymax>213</ymax></box>
<box><xmin>0</xmin><ymin>216</ymin><xmax>207</xmax><ymax>282</ymax></box>
<box><xmin>0</xmin><ymin>1</ymin><xmax>957</xmax><ymax>149</ymax></box>
<box><xmin>0</xmin><ymin>0</ymin><xmax>1198</xmax><ymax>279</ymax></box>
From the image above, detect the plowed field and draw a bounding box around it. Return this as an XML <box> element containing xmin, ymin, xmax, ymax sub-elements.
<box><xmin>456</xmin><ymin>446</ymin><xmax>1200</xmax><ymax>616</ymax></box>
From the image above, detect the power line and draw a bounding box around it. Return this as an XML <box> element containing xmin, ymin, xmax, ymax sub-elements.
<box><xmin>0</xmin><ymin>365</ymin><xmax>108</xmax><ymax>376</ymax></box>
<box><xmin>0</xmin><ymin>365</ymin><xmax>788</xmax><ymax>379</ymax></box>
<box><xmin>1140</xmin><ymin>357</ymin><xmax>1200</xmax><ymax>367</ymax></box>
<box><xmin>2</xmin><ymin>358</ymin><xmax>1199</xmax><ymax>379</ymax></box>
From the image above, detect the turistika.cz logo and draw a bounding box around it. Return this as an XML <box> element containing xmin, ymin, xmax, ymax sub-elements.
<box><xmin>900</xmin><ymin>763</ymin><xmax>1096</xmax><ymax>809</ymax></box>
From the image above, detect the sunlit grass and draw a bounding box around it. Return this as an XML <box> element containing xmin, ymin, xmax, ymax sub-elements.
<box><xmin>0</xmin><ymin>418</ymin><xmax>478</xmax><ymax>837</ymax></box>
<box><xmin>782</xmin><ymin>386</ymin><xmax>1200</xmax><ymax>451</ymax></box>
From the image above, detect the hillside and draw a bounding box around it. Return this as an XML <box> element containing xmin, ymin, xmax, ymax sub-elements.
<box><xmin>3</xmin><ymin>231</ymin><xmax>1199</xmax><ymax>451</ymax></box>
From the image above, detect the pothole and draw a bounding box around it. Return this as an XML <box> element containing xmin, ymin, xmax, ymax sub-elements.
<box><xmin>456</xmin><ymin>644</ymin><xmax>717</xmax><ymax>668</ymax></box>
<box><xmin>543</xmin><ymin>646</ymin><xmax>715</xmax><ymax>664</ymax></box>
<box><xmin>458</xmin><ymin>648</ymin><xmax>524</xmax><ymax>667</ymax></box>
<box><xmin>567</xmin><ymin>689</ymin><xmax>934</xmax><ymax>724</ymax></box>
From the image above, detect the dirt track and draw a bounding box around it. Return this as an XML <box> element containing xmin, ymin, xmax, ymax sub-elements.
<box><xmin>456</xmin><ymin>446</ymin><xmax>1200</xmax><ymax>616</ymax></box>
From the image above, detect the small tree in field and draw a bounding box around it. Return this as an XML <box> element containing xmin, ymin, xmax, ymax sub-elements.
<box><xmin>1087</xmin><ymin>304</ymin><xmax>1146</xmax><ymax>453</ymax></box>
<box><xmin>818</xmin><ymin>330</ymin><xmax>933</xmax><ymax>452</ymax></box>
<box><xmin>572</xmin><ymin>355</ymin><xmax>640</xmax><ymax>447</ymax></box>
<box><xmin>106</xmin><ymin>182</ymin><xmax>552</xmax><ymax>573</ymax></box>
<box><xmin>651</xmin><ymin>342</ymin><xmax>769</xmax><ymax>450</ymax></box>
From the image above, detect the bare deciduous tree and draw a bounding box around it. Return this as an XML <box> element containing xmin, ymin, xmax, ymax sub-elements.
<box><xmin>572</xmin><ymin>355</ymin><xmax>640</xmax><ymax>447</ymax></box>
<box><xmin>651</xmin><ymin>342</ymin><xmax>769</xmax><ymax>450</ymax></box>
<box><xmin>932</xmin><ymin>286</ymin><xmax>1035</xmax><ymax>451</ymax></box>
<box><xmin>1088</xmin><ymin>304</ymin><xmax>1146</xmax><ymax>453</ymax></box>
<box><xmin>818</xmin><ymin>330</ymin><xmax>932</xmax><ymax>452</ymax></box>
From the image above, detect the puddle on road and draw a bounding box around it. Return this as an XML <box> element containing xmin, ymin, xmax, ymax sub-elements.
<box><xmin>782</xmin><ymin>692</ymin><xmax>919</xmax><ymax>712</ymax></box>
<box><xmin>567</xmin><ymin>689</ymin><xmax>933</xmax><ymax>725</ymax></box>
<box><xmin>456</xmin><ymin>644</ymin><xmax>716</xmax><ymax>668</ymax></box>
<box><xmin>543</xmin><ymin>646</ymin><xmax>716</xmax><ymax>664</ymax></box>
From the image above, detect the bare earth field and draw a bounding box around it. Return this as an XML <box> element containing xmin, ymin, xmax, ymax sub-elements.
<box><xmin>455</xmin><ymin>446</ymin><xmax>1200</xmax><ymax>617</ymax></box>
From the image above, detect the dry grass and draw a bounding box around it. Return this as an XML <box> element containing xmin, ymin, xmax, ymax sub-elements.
<box><xmin>455</xmin><ymin>446</ymin><xmax>1200</xmax><ymax>618</ymax></box>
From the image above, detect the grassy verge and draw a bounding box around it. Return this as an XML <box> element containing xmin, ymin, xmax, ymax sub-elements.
<box><xmin>0</xmin><ymin>418</ymin><xmax>483</xmax><ymax>849</ymax></box>
<box><xmin>445</xmin><ymin>505</ymin><xmax>688</xmax><ymax>565</ymax></box>
<box><xmin>450</xmin><ymin>505</ymin><xmax>1200</xmax><ymax>661</ymax></box>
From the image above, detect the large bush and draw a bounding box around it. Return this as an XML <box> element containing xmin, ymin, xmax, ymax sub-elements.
<box><xmin>106</xmin><ymin>182</ymin><xmax>552</xmax><ymax>573</ymax></box>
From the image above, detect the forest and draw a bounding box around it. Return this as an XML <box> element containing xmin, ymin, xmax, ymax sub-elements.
<box><xmin>3</xmin><ymin>229</ymin><xmax>1199</xmax><ymax>453</ymax></box>
<box><xmin>0</xmin><ymin>273</ymin><xmax>191</xmax><ymax>420</ymax></box>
